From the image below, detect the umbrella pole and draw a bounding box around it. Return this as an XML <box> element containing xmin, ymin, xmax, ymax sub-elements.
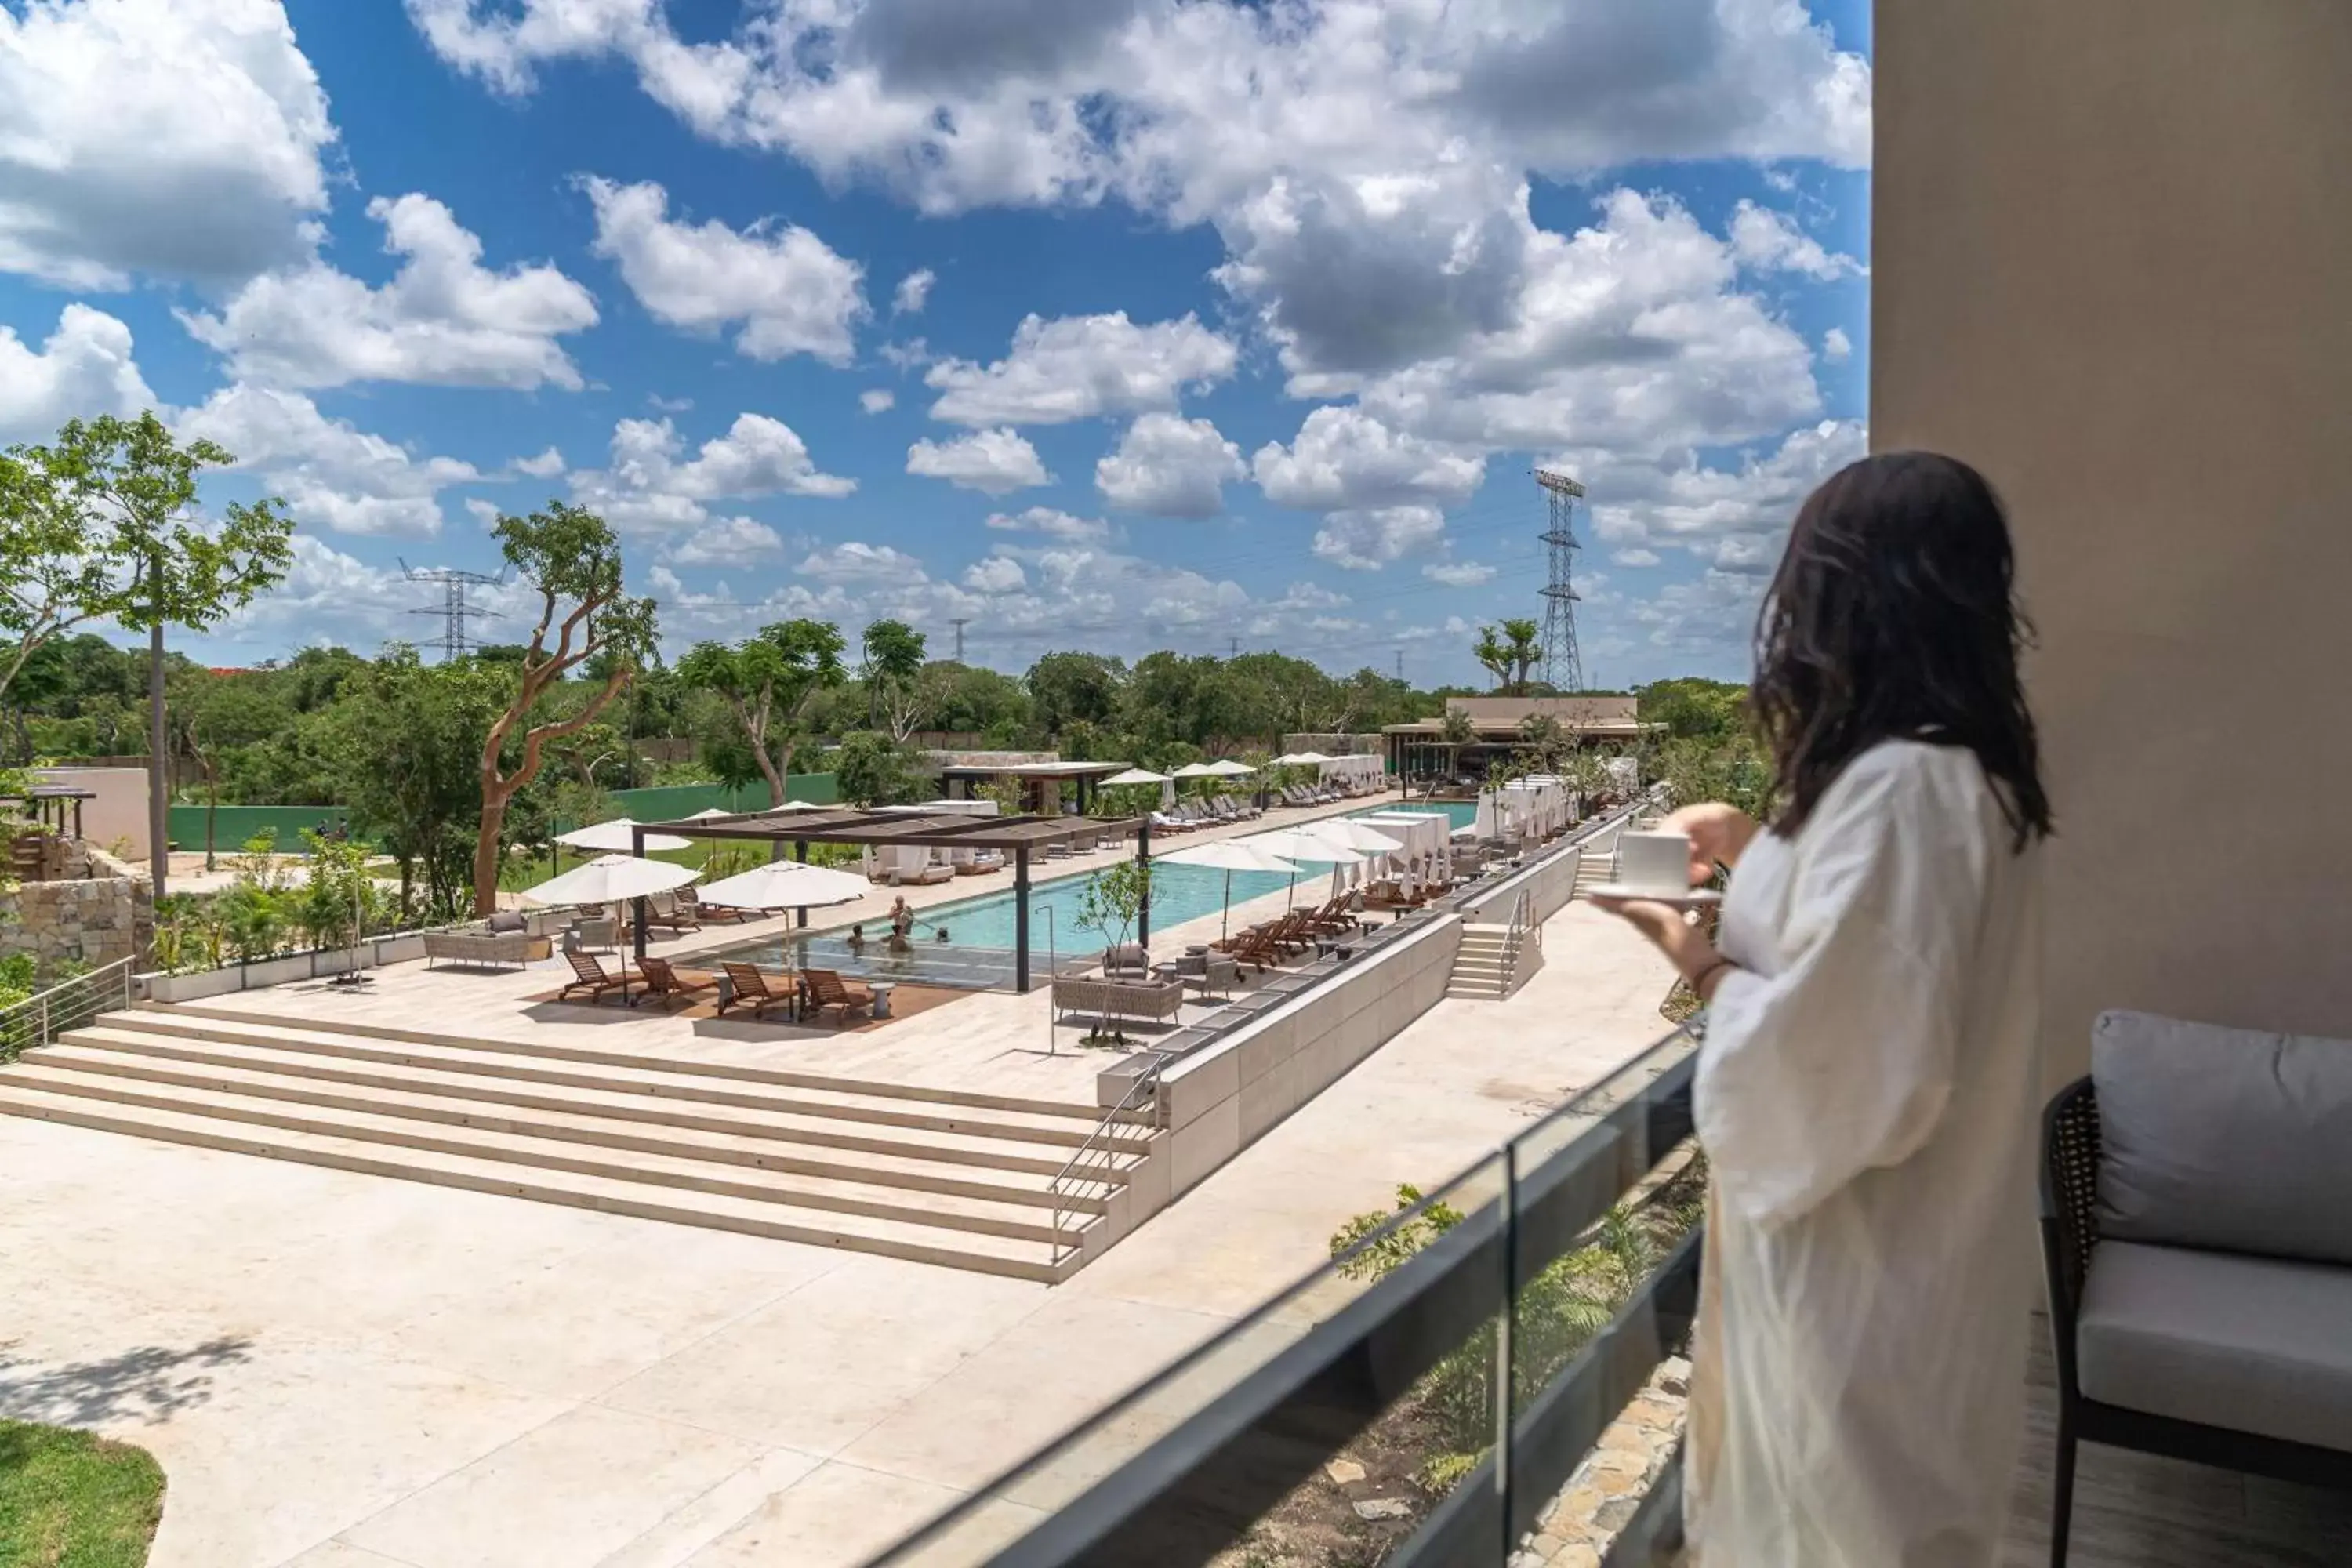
<box><xmin>1222</xmin><ymin>868</ymin><xmax>1232</xmax><ymax>942</ymax></box>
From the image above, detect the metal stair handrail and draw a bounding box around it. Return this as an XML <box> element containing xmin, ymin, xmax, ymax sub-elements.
<box><xmin>0</xmin><ymin>956</ymin><xmax>136</xmax><ymax>1063</ymax></box>
<box><xmin>1045</xmin><ymin>1053</ymin><xmax>1166</xmax><ymax>1269</ymax></box>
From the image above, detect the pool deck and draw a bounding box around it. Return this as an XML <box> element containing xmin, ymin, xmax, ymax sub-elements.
<box><xmin>210</xmin><ymin>789</ymin><xmax>1427</xmax><ymax>1109</ymax></box>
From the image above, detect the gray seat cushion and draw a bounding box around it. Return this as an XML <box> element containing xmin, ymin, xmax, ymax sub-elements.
<box><xmin>2092</xmin><ymin>1009</ymin><xmax>2352</xmax><ymax>1265</ymax></box>
<box><xmin>2078</xmin><ymin>1241</ymin><xmax>2352</xmax><ymax>1451</ymax></box>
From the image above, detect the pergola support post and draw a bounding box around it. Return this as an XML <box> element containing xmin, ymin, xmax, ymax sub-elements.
<box><xmin>793</xmin><ymin>839</ymin><xmax>808</xmax><ymax>927</ymax></box>
<box><xmin>1135</xmin><ymin>820</ymin><xmax>1152</xmax><ymax>951</ymax></box>
<box><xmin>1014</xmin><ymin>846</ymin><xmax>1032</xmax><ymax>993</ymax></box>
<box><xmin>630</xmin><ymin>826</ymin><xmax>649</xmax><ymax>965</ymax></box>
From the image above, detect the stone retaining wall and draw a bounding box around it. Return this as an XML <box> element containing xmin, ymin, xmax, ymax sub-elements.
<box><xmin>0</xmin><ymin>841</ymin><xmax>153</xmax><ymax>975</ymax></box>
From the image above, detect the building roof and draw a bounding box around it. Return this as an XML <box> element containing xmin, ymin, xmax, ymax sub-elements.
<box><xmin>637</xmin><ymin>805</ymin><xmax>1142</xmax><ymax>850</ymax></box>
<box><xmin>1383</xmin><ymin>694</ymin><xmax>1649</xmax><ymax>738</ymax></box>
<box><xmin>933</xmin><ymin>760</ymin><xmax>1135</xmax><ymax>779</ymax></box>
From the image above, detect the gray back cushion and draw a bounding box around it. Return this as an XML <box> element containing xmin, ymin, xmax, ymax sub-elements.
<box><xmin>2092</xmin><ymin>1009</ymin><xmax>2352</xmax><ymax>1265</ymax></box>
<box><xmin>487</xmin><ymin>910</ymin><xmax>528</xmax><ymax>934</ymax></box>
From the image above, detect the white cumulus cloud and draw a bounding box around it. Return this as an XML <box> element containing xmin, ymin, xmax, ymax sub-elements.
<box><xmin>985</xmin><ymin>506</ymin><xmax>1109</xmax><ymax>543</ymax></box>
<box><xmin>0</xmin><ymin>303</ymin><xmax>155</xmax><ymax>443</ymax></box>
<box><xmin>569</xmin><ymin>412</ymin><xmax>855</xmax><ymax>535</ymax></box>
<box><xmin>906</xmin><ymin>427</ymin><xmax>1051</xmax><ymax>495</ymax></box>
<box><xmin>859</xmin><ymin>388</ymin><xmax>895</xmax><ymax>413</ymax></box>
<box><xmin>0</xmin><ymin>0</ymin><xmax>336</xmax><ymax>289</ymax></box>
<box><xmin>1422</xmin><ymin>561</ymin><xmax>1495</xmax><ymax>587</ymax></box>
<box><xmin>1095</xmin><ymin>413</ymin><xmax>1243</xmax><ymax>518</ymax></box>
<box><xmin>891</xmin><ymin>267</ymin><xmax>935</xmax><ymax>314</ymax></box>
<box><xmin>1312</xmin><ymin>505</ymin><xmax>1446</xmax><ymax>571</ymax></box>
<box><xmin>924</xmin><ymin>311</ymin><xmax>1236</xmax><ymax>426</ymax></box>
<box><xmin>581</xmin><ymin>175</ymin><xmax>867</xmax><ymax>364</ymax></box>
<box><xmin>176</xmin><ymin>382</ymin><xmax>480</xmax><ymax>539</ymax></box>
<box><xmin>1822</xmin><ymin>326</ymin><xmax>1852</xmax><ymax>361</ymax></box>
<box><xmin>180</xmin><ymin>193</ymin><xmax>600</xmax><ymax>390</ymax></box>
<box><xmin>1728</xmin><ymin>200</ymin><xmax>1864</xmax><ymax>281</ymax></box>
<box><xmin>671</xmin><ymin>516</ymin><xmax>783</xmax><ymax>565</ymax></box>
<box><xmin>798</xmin><ymin>540</ymin><xmax>924</xmax><ymax>582</ymax></box>
<box><xmin>1253</xmin><ymin>405</ymin><xmax>1486</xmax><ymax>512</ymax></box>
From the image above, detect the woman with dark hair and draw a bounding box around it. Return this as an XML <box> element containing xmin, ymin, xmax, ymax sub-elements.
<box><xmin>1597</xmin><ymin>451</ymin><xmax>2052</xmax><ymax>1566</ymax></box>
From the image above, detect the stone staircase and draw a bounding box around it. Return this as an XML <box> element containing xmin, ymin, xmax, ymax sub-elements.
<box><xmin>1445</xmin><ymin>924</ymin><xmax>1522</xmax><ymax>1000</ymax></box>
<box><xmin>0</xmin><ymin>1002</ymin><xmax>1164</xmax><ymax>1283</ymax></box>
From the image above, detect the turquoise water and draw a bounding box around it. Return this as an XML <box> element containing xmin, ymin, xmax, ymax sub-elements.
<box><xmin>704</xmin><ymin>802</ymin><xmax>1478</xmax><ymax>987</ymax></box>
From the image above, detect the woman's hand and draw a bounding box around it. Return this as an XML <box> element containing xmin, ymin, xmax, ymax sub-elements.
<box><xmin>1661</xmin><ymin>801</ymin><xmax>1759</xmax><ymax>882</ymax></box>
<box><xmin>1589</xmin><ymin>895</ymin><xmax>1733</xmax><ymax>999</ymax></box>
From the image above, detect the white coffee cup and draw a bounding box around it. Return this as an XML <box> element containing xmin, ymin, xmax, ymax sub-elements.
<box><xmin>1617</xmin><ymin>831</ymin><xmax>1694</xmax><ymax>895</ymax></box>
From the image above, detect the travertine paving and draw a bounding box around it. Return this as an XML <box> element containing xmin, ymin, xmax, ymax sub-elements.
<box><xmin>0</xmin><ymin>894</ymin><xmax>1675</xmax><ymax>1567</ymax></box>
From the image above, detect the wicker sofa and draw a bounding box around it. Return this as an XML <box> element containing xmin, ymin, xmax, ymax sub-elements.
<box><xmin>423</xmin><ymin>910</ymin><xmax>540</xmax><ymax>971</ymax></box>
<box><xmin>1050</xmin><ymin>975</ymin><xmax>1185</xmax><ymax>1027</ymax></box>
<box><xmin>2039</xmin><ymin>1010</ymin><xmax>2352</xmax><ymax>1566</ymax></box>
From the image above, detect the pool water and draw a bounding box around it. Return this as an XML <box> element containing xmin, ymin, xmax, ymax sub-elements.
<box><xmin>702</xmin><ymin>801</ymin><xmax>1479</xmax><ymax>989</ymax></box>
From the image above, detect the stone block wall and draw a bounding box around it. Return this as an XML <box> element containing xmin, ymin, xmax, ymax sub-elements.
<box><xmin>0</xmin><ymin>840</ymin><xmax>153</xmax><ymax>976</ymax></box>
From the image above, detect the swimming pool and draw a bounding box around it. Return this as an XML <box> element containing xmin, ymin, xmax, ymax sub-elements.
<box><xmin>701</xmin><ymin>802</ymin><xmax>1479</xmax><ymax>989</ymax></box>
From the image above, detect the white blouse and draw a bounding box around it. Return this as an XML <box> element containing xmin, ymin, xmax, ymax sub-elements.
<box><xmin>1686</xmin><ymin>739</ymin><xmax>2045</xmax><ymax>1568</ymax></box>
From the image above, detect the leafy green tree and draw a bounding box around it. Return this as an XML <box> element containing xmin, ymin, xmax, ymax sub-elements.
<box><xmin>829</xmin><ymin>729</ymin><xmax>922</xmax><ymax>806</ymax></box>
<box><xmin>1073</xmin><ymin>857</ymin><xmax>1153</xmax><ymax>1043</ymax></box>
<box><xmin>677</xmin><ymin>619</ymin><xmax>847</xmax><ymax>805</ymax></box>
<box><xmin>1439</xmin><ymin>706</ymin><xmax>1477</xmax><ymax>782</ymax></box>
<box><xmin>318</xmin><ymin>650</ymin><xmax>506</xmax><ymax>919</ymax></box>
<box><xmin>1635</xmin><ymin>677</ymin><xmax>1750</xmax><ymax>741</ymax></box>
<box><xmin>1025</xmin><ymin>651</ymin><xmax>1124</xmax><ymax>733</ymax></box>
<box><xmin>15</xmin><ymin>413</ymin><xmax>294</xmax><ymax>893</ymax></box>
<box><xmin>1472</xmin><ymin>625</ymin><xmax>1512</xmax><ymax>691</ymax></box>
<box><xmin>858</xmin><ymin>619</ymin><xmax>926</xmax><ymax>731</ymax></box>
<box><xmin>168</xmin><ymin>666</ymin><xmax>291</xmax><ymax>869</ymax></box>
<box><xmin>469</xmin><ymin>503</ymin><xmax>657</xmax><ymax>915</ymax></box>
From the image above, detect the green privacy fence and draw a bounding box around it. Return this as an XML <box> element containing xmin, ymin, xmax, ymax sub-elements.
<box><xmin>166</xmin><ymin>774</ymin><xmax>838</xmax><ymax>854</ymax></box>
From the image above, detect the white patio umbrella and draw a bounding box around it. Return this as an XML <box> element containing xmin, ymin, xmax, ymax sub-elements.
<box><xmin>1102</xmin><ymin>766</ymin><xmax>1174</xmax><ymax>809</ymax></box>
<box><xmin>1164</xmin><ymin>838</ymin><xmax>1298</xmax><ymax>940</ymax></box>
<box><xmin>520</xmin><ymin>852</ymin><xmax>698</xmax><ymax>908</ymax></box>
<box><xmin>1245</xmin><ymin>828</ymin><xmax>1365</xmax><ymax>908</ymax></box>
<box><xmin>556</xmin><ymin>817</ymin><xmax>693</xmax><ymax>854</ymax></box>
<box><xmin>1203</xmin><ymin>758</ymin><xmax>1257</xmax><ymax>777</ymax></box>
<box><xmin>697</xmin><ymin>860</ymin><xmax>868</xmax><ymax>911</ymax></box>
<box><xmin>1168</xmin><ymin>762</ymin><xmax>1217</xmax><ymax>778</ymax></box>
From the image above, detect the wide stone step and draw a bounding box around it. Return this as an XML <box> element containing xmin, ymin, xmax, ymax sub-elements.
<box><xmin>59</xmin><ymin>1025</ymin><xmax>1139</xmax><ymax>1175</ymax></box>
<box><xmin>27</xmin><ymin>1044</ymin><xmax>1106</xmax><ymax>1212</ymax></box>
<box><xmin>140</xmin><ymin>1000</ymin><xmax>1125</xmax><ymax>1123</ymax></box>
<box><xmin>77</xmin><ymin>1018</ymin><xmax>1155</xmax><ymax>1155</ymax></box>
<box><xmin>0</xmin><ymin>1083</ymin><xmax>1072</xmax><ymax>1282</ymax></box>
<box><xmin>0</xmin><ymin>1063</ymin><xmax>1088</xmax><ymax>1245</ymax></box>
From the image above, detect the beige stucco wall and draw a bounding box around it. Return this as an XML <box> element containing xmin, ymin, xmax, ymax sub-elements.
<box><xmin>1873</xmin><ymin>2</ymin><xmax>2352</xmax><ymax>1082</ymax></box>
<box><xmin>33</xmin><ymin>768</ymin><xmax>151</xmax><ymax>862</ymax></box>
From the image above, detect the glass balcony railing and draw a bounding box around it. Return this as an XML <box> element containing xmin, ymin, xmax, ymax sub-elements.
<box><xmin>869</xmin><ymin>1027</ymin><xmax>1703</xmax><ymax>1568</ymax></box>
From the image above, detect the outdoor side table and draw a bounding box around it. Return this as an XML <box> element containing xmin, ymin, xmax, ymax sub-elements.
<box><xmin>869</xmin><ymin>980</ymin><xmax>897</xmax><ymax>1020</ymax></box>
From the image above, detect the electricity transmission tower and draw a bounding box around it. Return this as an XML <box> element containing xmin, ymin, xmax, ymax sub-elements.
<box><xmin>399</xmin><ymin>559</ymin><xmax>505</xmax><ymax>661</ymax></box>
<box><xmin>1534</xmin><ymin>469</ymin><xmax>1586</xmax><ymax>695</ymax></box>
<box><xmin>949</xmin><ymin>617</ymin><xmax>970</xmax><ymax>662</ymax></box>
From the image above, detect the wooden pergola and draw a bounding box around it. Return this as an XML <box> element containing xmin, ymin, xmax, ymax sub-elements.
<box><xmin>631</xmin><ymin>806</ymin><xmax>1155</xmax><ymax>992</ymax></box>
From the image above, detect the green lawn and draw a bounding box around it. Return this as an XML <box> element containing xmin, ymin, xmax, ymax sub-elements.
<box><xmin>0</xmin><ymin>1420</ymin><xmax>164</xmax><ymax>1567</ymax></box>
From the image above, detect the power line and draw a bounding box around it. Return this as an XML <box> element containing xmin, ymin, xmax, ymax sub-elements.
<box><xmin>399</xmin><ymin>559</ymin><xmax>506</xmax><ymax>662</ymax></box>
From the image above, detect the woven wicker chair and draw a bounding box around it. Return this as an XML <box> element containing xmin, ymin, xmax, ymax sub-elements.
<box><xmin>2039</xmin><ymin>1077</ymin><xmax>2352</xmax><ymax>1567</ymax></box>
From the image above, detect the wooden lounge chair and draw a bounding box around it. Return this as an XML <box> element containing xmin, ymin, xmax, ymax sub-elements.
<box><xmin>1214</xmin><ymin>920</ymin><xmax>1287</xmax><ymax>975</ymax></box>
<box><xmin>801</xmin><ymin>967</ymin><xmax>874</xmax><ymax>1025</ymax></box>
<box><xmin>559</xmin><ymin>949</ymin><xmax>632</xmax><ymax>1006</ymax></box>
<box><xmin>637</xmin><ymin>955</ymin><xmax>717</xmax><ymax>1011</ymax></box>
<box><xmin>1305</xmin><ymin>896</ymin><xmax>1359</xmax><ymax>935</ymax></box>
<box><xmin>680</xmin><ymin>887</ymin><xmax>743</xmax><ymax>924</ymax></box>
<box><xmin>718</xmin><ymin>961</ymin><xmax>797</xmax><ymax>1022</ymax></box>
<box><xmin>637</xmin><ymin>889</ymin><xmax>702</xmax><ymax>935</ymax></box>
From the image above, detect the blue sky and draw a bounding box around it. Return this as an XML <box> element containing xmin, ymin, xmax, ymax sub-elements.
<box><xmin>0</xmin><ymin>0</ymin><xmax>1871</xmax><ymax>688</ymax></box>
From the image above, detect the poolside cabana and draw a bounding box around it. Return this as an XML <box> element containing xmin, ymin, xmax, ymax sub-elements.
<box><xmin>630</xmin><ymin>806</ymin><xmax>1154</xmax><ymax>992</ymax></box>
<box><xmin>935</xmin><ymin>759</ymin><xmax>1135</xmax><ymax>815</ymax></box>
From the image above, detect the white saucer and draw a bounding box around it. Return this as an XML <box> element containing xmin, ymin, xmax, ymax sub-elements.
<box><xmin>1583</xmin><ymin>884</ymin><xmax>1722</xmax><ymax>906</ymax></box>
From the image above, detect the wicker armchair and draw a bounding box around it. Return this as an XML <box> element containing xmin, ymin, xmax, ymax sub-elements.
<box><xmin>2039</xmin><ymin>1076</ymin><xmax>2352</xmax><ymax>1568</ymax></box>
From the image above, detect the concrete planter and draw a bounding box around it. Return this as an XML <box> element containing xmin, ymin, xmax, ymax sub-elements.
<box><xmin>137</xmin><ymin>926</ymin><xmax>452</xmax><ymax>1001</ymax></box>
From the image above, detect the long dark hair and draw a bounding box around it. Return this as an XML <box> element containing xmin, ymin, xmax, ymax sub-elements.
<box><xmin>1750</xmin><ymin>451</ymin><xmax>2052</xmax><ymax>849</ymax></box>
